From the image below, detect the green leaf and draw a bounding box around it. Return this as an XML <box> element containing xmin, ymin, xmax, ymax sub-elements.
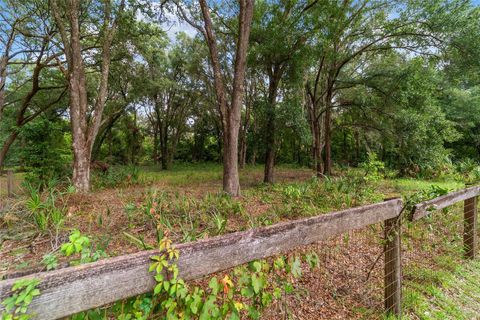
<box><xmin>154</xmin><ymin>283</ymin><xmax>163</xmax><ymax>295</ymax></box>
<box><xmin>290</xmin><ymin>257</ymin><xmax>302</xmax><ymax>278</ymax></box>
<box><xmin>251</xmin><ymin>274</ymin><xmax>263</xmax><ymax>294</ymax></box>
<box><xmin>208</xmin><ymin>277</ymin><xmax>220</xmax><ymax>295</ymax></box>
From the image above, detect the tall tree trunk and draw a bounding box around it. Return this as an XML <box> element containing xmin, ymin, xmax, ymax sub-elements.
<box><xmin>312</xmin><ymin>118</ymin><xmax>324</xmax><ymax>177</ymax></box>
<box><xmin>323</xmin><ymin>83</ymin><xmax>333</xmax><ymax>176</ymax></box>
<box><xmin>239</xmin><ymin>102</ymin><xmax>251</xmax><ymax>169</ymax></box>
<box><xmin>250</xmin><ymin>117</ymin><xmax>258</xmax><ymax>165</ymax></box>
<box><xmin>223</xmin><ymin>111</ymin><xmax>241</xmax><ymax>195</ymax></box>
<box><xmin>160</xmin><ymin>135</ymin><xmax>169</xmax><ymax>170</ymax></box>
<box><xmin>263</xmin><ymin>68</ymin><xmax>281</xmax><ymax>184</ymax></box>
<box><xmin>153</xmin><ymin>126</ymin><xmax>159</xmax><ymax>164</ymax></box>
<box><xmin>263</xmin><ymin>113</ymin><xmax>276</xmax><ymax>183</ymax></box>
<box><xmin>323</xmin><ymin>106</ymin><xmax>332</xmax><ymax>176</ymax></box>
<box><xmin>51</xmin><ymin>0</ymin><xmax>121</xmax><ymax>192</ymax></box>
<box><xmin>72</xmin><ymin>144</ymin><xmax>91</xmax><ymax>192</ymax></box>
<box><xmin>197</xmin><ymin>0</ymin><xmax>254</xmax><ymax>196</ymax></box>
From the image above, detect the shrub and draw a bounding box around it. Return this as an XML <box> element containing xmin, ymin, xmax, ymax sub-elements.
<box><xmin>360</xmin><ymin>153</ymin><xmax>385</xmax><ymax>182</ymax></box>
<box><xmin>91</xmin><ymin>165</ymin><xmax>140</xmax><ymax>189</ymax></box>
<box><xmin>20</xmin><ymin>118</ymin><xmax>72</xmax><ymax>189</ymax></box>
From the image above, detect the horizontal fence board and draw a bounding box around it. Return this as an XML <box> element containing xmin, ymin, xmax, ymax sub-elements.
<box><xmin>411</xmin><ymin>185</ymin><xmax>480</xmax><ymax>221</ymax></box>
<box><xmin>0</xmin><ymin>199</ymin><xmax>403</xmax><ymax>320</ymax></box>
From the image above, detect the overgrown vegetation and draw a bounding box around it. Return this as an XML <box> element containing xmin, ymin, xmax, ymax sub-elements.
<box><xmin>1</xmin><ymin>0</ymin><xmax>480</xmax><ymax>318</ymax></box>
<box><xmin>1</xmin><ymin>163</ymin><xmax>476</xmax><ymax>319</ymax></box>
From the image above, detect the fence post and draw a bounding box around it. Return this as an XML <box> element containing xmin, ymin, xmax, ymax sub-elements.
<box><xmin>7</xmin><ymin>170</ymin><xmax>14</xmax><ymax>197</ymax></box>
<box><xmin>464</xmin><ymin>196</ymin><xmax>477</xmax><ymax>259</ymax></box>
<box><xmin>384</xmin><ymin>216</ymin><xmax>402</xmax><ymax>317</ymax></box>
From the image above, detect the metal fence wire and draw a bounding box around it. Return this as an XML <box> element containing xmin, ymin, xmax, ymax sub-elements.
<box><xmin>261</xmin><ymin>223</ymin><xmax>389</xmax><ymax>320</ymax></box>
<box><xmin>402</xmin><ymin>196</ymin><xmax>479</xmax><ymax>319</ymax></box>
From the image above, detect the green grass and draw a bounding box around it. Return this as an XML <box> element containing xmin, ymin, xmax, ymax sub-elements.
<box><xmin>384</xmin><ymin>177</ymin><xmax>463</xmax><ymax>196</ymax></box>
<box><xmin>404</xmin><ymin>259</ymin><xmax>480</xmax><ymax>319</ymax></box>
<box><xmin>140</xmin><ymin>163</ymin><xmax>225</xmax><ymax>186</ymax></box>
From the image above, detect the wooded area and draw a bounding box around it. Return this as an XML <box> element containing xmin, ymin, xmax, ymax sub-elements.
<box><xmin>1</xmin><ymin>0</ymin><xmax>480</xmax><ymax>193</ymax></box>
<box><xmin>1</xmin><ymin>0</ymin><xmax>480</xmax><ymax>319</ymax></box>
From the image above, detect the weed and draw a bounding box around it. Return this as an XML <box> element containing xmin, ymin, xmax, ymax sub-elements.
<box><xmin>92</xmin><ymin>166</ymin><xmax>140</xmax><ymax>190</ymax></box>
<box><xmin>23</xmin><ymin>184</ymin><xmax>73</xmax><ymax>233</ymax></box>
<box><xmin>1</xmin><ymin>278</ymin><xmax>41</xmax><ymax>320</ymax></box>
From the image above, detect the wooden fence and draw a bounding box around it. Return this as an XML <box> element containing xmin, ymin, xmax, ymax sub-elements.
<box><xmin>0</xmin><ymin>185</ymin><xmax>478</xmax><ymax>320</ymax></box>
<box><xmin>410</xmin><ymin>185</ymin><xmax>479</xmax><ymax>259</ymax></box>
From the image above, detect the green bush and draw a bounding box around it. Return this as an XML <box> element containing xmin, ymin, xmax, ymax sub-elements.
<box><xmin>91</xmin><ymin>165</ymin><xmax>140</xmax><ymax>189</ymax></box>
<box><xmin>360</xmin><ymin>153</ymin><xmax>385</xmax><ymax>181</ymax></box>
<box><xmin>19</xmin><ymin>118</ymin><xmax>72</xmax><ymax>189</ymax></box>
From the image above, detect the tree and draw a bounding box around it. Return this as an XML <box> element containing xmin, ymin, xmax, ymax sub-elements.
<box><xmin>304</xmin><ymin>0</ymin><xmax>450</xmax><ymax>176</ymax></box>
<box><xmin>0</xmin><ymin>1</ymin><xmax>67</xmax><ymax>169</ymax></box>
<box><xmin>135</xmin><ymin>29</ymin><xmax>200</xmax><ymax>169</ymax></box>
<box><xmin>50</xmin><ymin>0</ymin><xmax>125</xmax><ymax>192</ymax></box>
<box><xmin>178</xmin><ymin>0</ymin><xmax>255</xmax><ymax>196</ymax></box>
<box><xmin>249</xmin><ymin>0</ymin><xmax>311</xmax><ymax>183</ymax></box>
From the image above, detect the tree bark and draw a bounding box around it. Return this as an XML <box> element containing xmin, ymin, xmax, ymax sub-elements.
<box><xmin>263</xmin><ymin>66</ymin><xmax>281</xmax><ymax>184</ymax></box>
<box><xmin>323</xmin><ymin>106</ymin><xmax>332</xmax><ymax>176</ymax></box>
<box><xmin>239</xmin><ymin>100</ymin><xmax>252</xmax><ymax>169</ymax></box>
<box><xmin>51</xmin><ymin>0</ymin><xmax>121</xmax><ymax>192</ymax></box>
<box><xmin>198</xmin><ymin>0</ymin><xmax>254</xmax><ymax>196</ymax></box>
<box><xmin>312</xmin><ymin>117</ymin><xmax>324</xmax><ymax>177</ymax></box>
<box><xmin>322</xmin><ymin>77</ymin><xmax>334</xmax><ymax>176</ymax></box>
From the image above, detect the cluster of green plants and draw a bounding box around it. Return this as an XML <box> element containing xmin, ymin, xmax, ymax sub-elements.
<box><xmin>1</xmin><ymin>230</ymin><xmax>106</xmax><ymax>319</ymax></box>
<box><xmin>91</xmin><ymin>166</ymin><xmax>141</xmax><ymax>190</ymax></box>
<box><xmin>124</xmin><ymin>190</ymin><xmax>244</xmax><ymax>245</ymax></box>
<box><xmin>455</xmin><ymin>159</ymin><xmax>480</xmax><ymax>184</ymax></box>
<box><xmin>359</xmin><ymin>153</ymin><xmax>386</xmax><ymax>182</ymax></box>
<box><xmin>18</xmin><ymin>118</ymin><xmax>72</xmax><ymax>188</ymax></box>
<box><xmin>71</xmin><ymin>231</ymin><xmax>319</xmax><ymax>320</ymax></box>
<box><xmin>247</xmin><ymin>170</ymin><xmax>384</xmax><ymax>226</ymax></box>
<box><xmin>1</xmin><ymin>278</ymin><xmax>41</xmax><ymax>320</ymax></box>
<box><xmin>40</xmin><ymin>229</ymin><xmax>108</xmax><ymax>271</ymax></box>
<box><xmin>22</xmin><ymin>183</ymin><xmax>75</xmax><ymax>233</ymax></box>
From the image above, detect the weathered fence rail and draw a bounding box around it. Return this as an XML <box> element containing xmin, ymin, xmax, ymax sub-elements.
<box><xmin>411</xmin><ymin>185</ymin><xmax>480</xmax><ymax>221</ymax></box>
<box><xmin>0</xmin><ymin>199</ymin><xmax>403</xmax><ymax>320</ymax></box>
<box><xmin>411</xmin><ymin>184</ymin><xmax>479</xmax><ymax>260</ymax></box>
<box><xmin>1</xmin><ymin>184</ymin><xmax>478</xmax><ymax>320</ymax></box>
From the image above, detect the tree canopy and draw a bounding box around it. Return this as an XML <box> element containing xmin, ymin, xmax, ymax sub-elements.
<box><xmin>1</xmin><ymin>0</ymin><xmax>480</xmax><ymax>193</ymax></box>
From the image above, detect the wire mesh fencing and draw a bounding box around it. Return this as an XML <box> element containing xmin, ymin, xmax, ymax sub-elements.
<box><xmin>261</xmin><ymin>222</ymin><xmax>392</xmax><ymax>320</ymax></box>
<box><xmin>402</xmin><ymin>196</ymin><xmax>479</xmax><ymax>319</ymax></box>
